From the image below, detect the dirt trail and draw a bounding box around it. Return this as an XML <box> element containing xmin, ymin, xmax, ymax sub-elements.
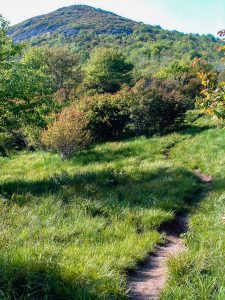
<box><xmin>128</xmin><ymin>215</ymin><xmax>188</xmax><ymax>300</ymax></box>
<box><xmin>128</xmin><ymin>169</ymin><xmax>212</xmax><ymax>300</ymax></box>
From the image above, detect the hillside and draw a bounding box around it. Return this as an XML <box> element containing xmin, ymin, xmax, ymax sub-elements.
<box><xmin>9</xmin><ymin>5</ymin><xmax>137</xmax><ymax>42</ymax></box>
<box><xmin>9</xmin><ymin>5</ymin><xmax>222</xmax><ymax>75</ymax></box>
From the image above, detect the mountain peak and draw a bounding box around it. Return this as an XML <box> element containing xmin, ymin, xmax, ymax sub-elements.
<box><xmin>9</xmin><ymin>4</ymin><xmax>137</xmax><ymax>43</ymax></box>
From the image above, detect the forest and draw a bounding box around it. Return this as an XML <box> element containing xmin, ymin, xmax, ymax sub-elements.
<box><xmin>0</xmin><ymin>4</ymin><xmax>225</xmax><ymax>300</ymax></box>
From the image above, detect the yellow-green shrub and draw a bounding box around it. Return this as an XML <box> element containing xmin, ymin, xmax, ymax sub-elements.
<box><xmin>41</xmin><ymin>105</ymin><xmax>91</xmax><ymax>159</ymax></box>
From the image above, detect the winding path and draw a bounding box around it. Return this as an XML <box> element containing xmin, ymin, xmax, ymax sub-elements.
<box><xmin>128</xmin><ymin>215</ymin><xmax>188</xmax><ymax>300</ymax></box>
<box><xmin>128</xmin><ymin>167</ymin><xmax>212</xmax><ymax>300</ymax></box>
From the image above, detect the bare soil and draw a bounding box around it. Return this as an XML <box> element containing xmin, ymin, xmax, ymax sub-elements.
<box><xmin>127</xmin><ymin>169</ymin><xmax>212</xmax><ymax>300</ymax></box>
<box><xmin>194</xmin><ymin>169</ymin><xmax>213</xmax><ymax>183</ymax></box>
<box><xmin>128</xmin><ymin>215</ymin><xmax>188</xmax><ymax>300</ymax></box>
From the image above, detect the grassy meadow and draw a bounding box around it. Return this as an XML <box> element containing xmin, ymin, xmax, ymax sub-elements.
<box><xmin>162</xmin><ymin>123</ymin><xmax>225</xmax><ymax>300</ymax></box>
<box><xmin>0</xmin><ymin>114</ymin><xmax>224</xmax><ymax>299</ymax></box>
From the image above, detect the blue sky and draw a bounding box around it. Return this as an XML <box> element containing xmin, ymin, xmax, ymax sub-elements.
<box><xmin>1</xmin><ymin>0</ymin><xmax>225</xmax><ymax>35</ymax></box>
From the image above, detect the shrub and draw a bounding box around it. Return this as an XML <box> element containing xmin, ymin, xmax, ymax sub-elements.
<box><xmin>79</xmin><ymin>90</ymin><xmax>133</xmax><ymax>141</ymax></box>
<box><xmin>194</xmin><ymin>39</ymin><xmax>225</xmax><ymax>124</ymax></box>
<box><xmin>41</xmin><ymin>105</ymin><xmax>91</xmax><ymax>159</ymax></box>
<box><xmin>131</xmin><ymin>78</ymin><xmax>191</xmax><ymax>135</ymax></box>
<box><xmin>200</xmin><ymin>82</ymin><xmax>225</xmax><ymax>122</ymax></box>
<box><xmin>0</xmin><ymin>129</ymin><xmax>30</xmax><ymax>156</ymax></box>
<box><xmin>0</xmin><ymin>132</ymin><xmax>10</xmax><ymax>157</ymax></box>
<box><xmin>156</xmin><ymin>60</ymin><xmax>202</xmax><ymax>102</ymax></box>
<box><xmin>197</xmin><ymin>69</ymin><xmax>225</xmax><ymax>124</ymax></box>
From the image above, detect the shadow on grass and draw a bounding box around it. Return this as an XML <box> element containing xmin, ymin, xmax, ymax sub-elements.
<box><xmin>179</xmin><ymin>124</ymin><xmax>211</xmax><ymax>136</ymax></box>
<box><xmin>69</xmin><ymin>145</ymin><xmax>138</xmax><ymax>166</ymax></box>
<box><xmin>0</xmin><ymin>166</ymin><xmax>208</xmax><ymax>212</ymax></box>
<box><xmin>67</xmin><ymin>125</ymin><xmax>212</xmax><ymax>166</ymax></box>
<box><xmin>0</xmin><ymin>167</ymin><xmax>213</xmax><ymax>299</ymax></box>
<box><xmin>0</xmin><ymin>258</ymin><xmax>101</xmax><ymax>300</ymax></box>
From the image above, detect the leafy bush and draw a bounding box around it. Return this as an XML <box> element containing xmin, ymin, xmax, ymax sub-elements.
<box><xmin>131</xmin><ymin>78</ymin><xmax>191</xmax><ymax>135</ymax></box>
<box><xmin>156</xmin><ymin>60</ymin><xmax>202</xmax><ymax>102</ymax></box>
<box><xmin>197</xmin><ymin>72</ymin><xmax>225</xmax><ymax>123</ymax></box>
<box><xmin>41</xmin><ymin>105</ymin><xmax>91</xmax><ymax>159</ymax></box>
<box><xmin>0</xmin><ymin>132</ymin><xmax>11</xmax><ymax>157</ymax></box>
<box><xmin>79</xmin><ymin>90</ymin><xmax>133</xmax><ymax>141</ymax></box>
<box><xmin>197</xmin><ymin>56</ymin><xmax>225</xmax><ymax>124</ymax></box>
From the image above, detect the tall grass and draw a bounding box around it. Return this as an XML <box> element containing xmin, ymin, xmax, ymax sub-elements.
<box><xmin>0</xmin><ymin>131</ymin><xmax>203</xmax><ymax>299</ymax></box>
<box><xmin>1</xmin><ymin>113</ymin><xmax>222</xmax><ymax>299</ymax></box>
<box><xmin>162</xmin><ymin>124</ymin><xmax>225</xmax><ymax>300</ymax></box>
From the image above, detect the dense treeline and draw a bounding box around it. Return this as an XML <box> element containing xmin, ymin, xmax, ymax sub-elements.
<box><xmin>9</xmin><ymin>5</ymin><xmax>223</xmax><ymax>78</ymax></box>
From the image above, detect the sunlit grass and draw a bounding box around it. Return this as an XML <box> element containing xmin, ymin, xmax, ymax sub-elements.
<box><xmin>161</xmin><ymin>122</ymin><xmax>225</xmax><ymax>300</ymax></box>
<box><xmin>0</xmin><ymin>115</ymin><xmax>224</xmax><ymax>299</ymax></box>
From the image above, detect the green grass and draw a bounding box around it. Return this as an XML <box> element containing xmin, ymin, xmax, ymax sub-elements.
<box><xmin>161</xmin><ymin>125</ymin><xmax>225</xmax><ymax>300</ymax></box>
<box><xmin>0</xmin><ymin>114</ymin><xmax>224</xmax><ymax>299</ymax></box>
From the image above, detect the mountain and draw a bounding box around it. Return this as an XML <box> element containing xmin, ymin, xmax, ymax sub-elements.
<box><xmin>9</xmin><ymin>5</ymin><xmax>138</xmax><ymax>43</ymax></box>
<box><xmin>8</xmin><ymin>5</ymin><xmax>222</xmax><ymax>75</ymax></box>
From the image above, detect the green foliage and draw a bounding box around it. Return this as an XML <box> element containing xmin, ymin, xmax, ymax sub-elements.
<box><xmin>0</xmin><ymin>16</ymin><xmax>24</xmax><ymax>68</ymax></box>
<box><xmin>197</xmin><ymin>69</ymin><xmax>225</xmax><ymax>123</ymax></box>
<box><xmin>0</xmin><ymin>63</ymin><xmax>51</xmax><ymax>100</ymax></box>
<box><xmin>84</xmin><ymin>48</ymin><xmax>133</xmax><ymax>93</ymax></box>
<box><xmin>0</xmin><ymin>49</ymin><xmax>54</xmax><ymax>136</ymax></box>
<box><xmin>0</xmin><ymin>17</ymin><xmax>26</xmax><ymax>151</ymax></box>
<box><xmin>0</xmin><ymin>21</ymin><xmax>82</xmax><ymax>154</ymax></box>
<box><xmin>22</xmin><ymin>46</ymin><xmax>83</xmax><ymax>94</ymax></box>
<box><xmin>156</xmin><ymin>60</ymin><xmax>202</xmax><ymax>100</ymax></box>
<box><xmin>79</xmin><ymin>90</ymin><xmax>133</xmax><ymax>141</ymax></box>
<box><xmin>41</xmin><ymin>105</ymin><xmax>91</xmax><ymax>159</ymax></box>
<box><xmin>131</xmin><ymin>78</ymin><xmax>191</xmax><ymax>135</ymax></box>
<box><xmin>44</xmin><ymin>46</ymin><xmax>82</xmax><ymax>93</ymax></box>
<box><xmin>194</xmin><ymin>32</ymin><xmax>225</xmax><ymax>124</ymax></box>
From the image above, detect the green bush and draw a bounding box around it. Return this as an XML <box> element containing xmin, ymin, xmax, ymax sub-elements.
<box><xmin>0</xmin><ymin>132</ymin><xmax>11</xmax><ymax>157</ymax></box>
<box><xmin>155</xmin><ymin>60</ymin><xmax>204</xmax><ymax>105</ymax></box>
<box><xmin>79</xmin><ymin>90</ymin><xmax>133</xmax><ymax>141</ymax></box>
<box><xmin>0</xmin><ymin>129</ymin><xmax>30</xmax><ymax>156</ymax></box>
<box><xmin>131</xmin><ymin>78</ymin><xmax>191</xmax><ymax>135</ymax></box>
<box><xmin>41</xmin><ymin>105</ymin><xmax>91</xmax><ymax>159</ymax></box>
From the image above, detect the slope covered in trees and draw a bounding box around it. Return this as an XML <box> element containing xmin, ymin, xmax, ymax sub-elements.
<box><xmin>8</xmin><ymin>5</ymin><xmax>222</xmax><ymax>76</ymax></box>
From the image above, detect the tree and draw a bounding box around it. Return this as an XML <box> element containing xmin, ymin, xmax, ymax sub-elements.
<box><xmin>0</xmin><ymin>16</ymin><xmax>23</xmax><ymax>69</ymax></box>
<box><xmin>84</xmin><ymin>48</ymin><xmax>133</xmax><ymax>93</ymax></box>
<box><xmin>44</xmin><ymin>46</ymin><xmax>82</xmax><ymax>93</ymax></box>
<box><xmin>131</xmin><ymin>78</ymin><xmax>190</xmax><ymax>135</ymax></box>
<box><xmin>0</xmin><ymin>46</ymin><xmax>55</xmax><ymax>131</ymax></box>
<box><xmin>22</xmin><ymin>46</ymin><xmax>82</xmax><ymax>95</ymax></box>
<box><xmin>0</xmin><ymin>16</ymin><xmax>25</xmax><ymax>153</ymax></box>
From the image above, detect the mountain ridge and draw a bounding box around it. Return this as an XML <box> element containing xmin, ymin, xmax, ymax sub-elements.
<box><xmin>9</xmin><ymin>5</ymin><xmax>139</xmax><ymax>42</ymax></box>
<box><xmin>8</xmin><ymin>4</ymin><xmax>221</xmax><ymax>75</ymax></box>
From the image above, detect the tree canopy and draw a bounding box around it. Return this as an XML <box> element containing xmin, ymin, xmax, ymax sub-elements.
<box><xmin>84</xmin><ymin>48</ymin><xmax>134</xmax><ymax>93</ymax></box>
